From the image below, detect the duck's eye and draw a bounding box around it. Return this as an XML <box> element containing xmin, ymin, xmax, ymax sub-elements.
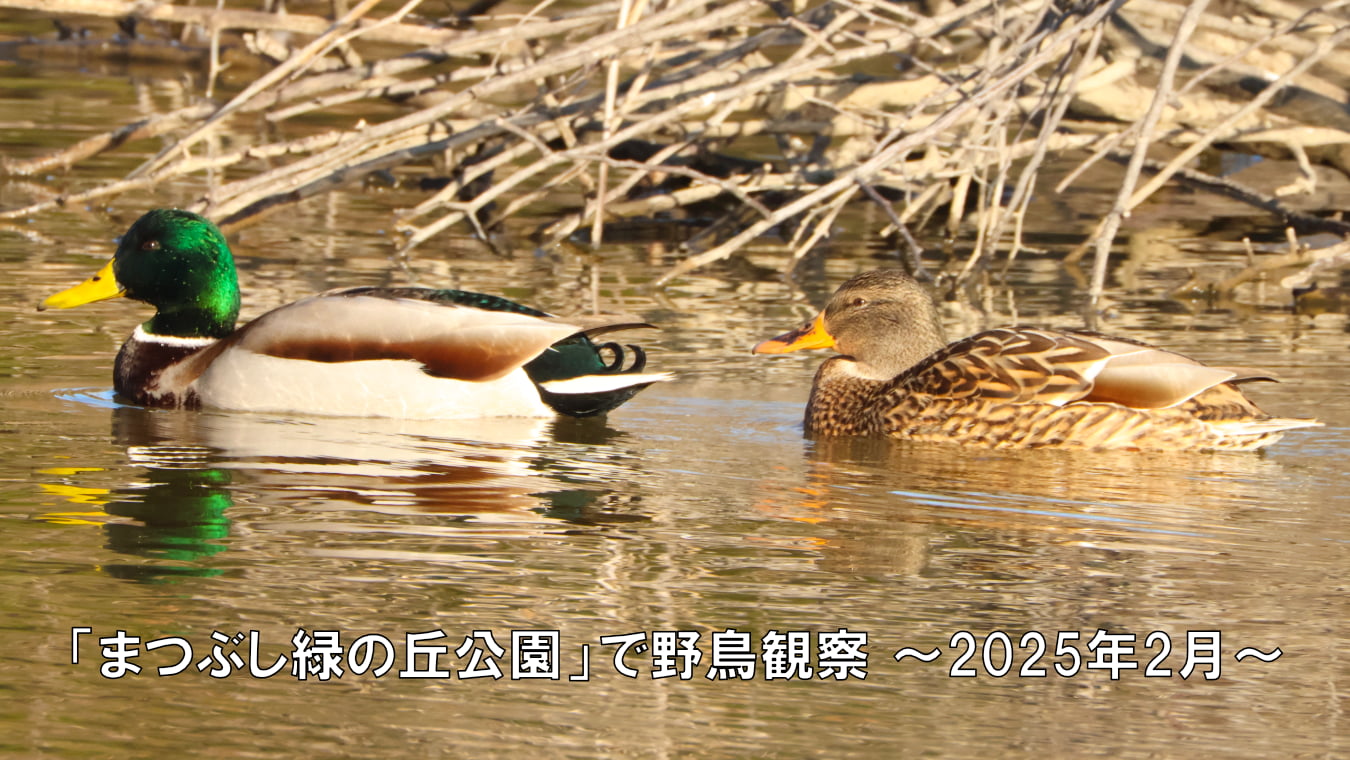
<box><xmin>141</xmin><ymin>239</ymin><xmax>160</xmax><ymax>252</ymax></box>
<box><xmin>850</xmin><ymin>296</ymin><xmax>868</xmax><ymax>307</ymax></box>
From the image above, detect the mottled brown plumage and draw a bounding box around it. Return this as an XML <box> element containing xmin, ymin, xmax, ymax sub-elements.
<box><xmin>754</xmin><ymin>270</ymin><xmax>1318</xmax><ymax>450</ymax></box>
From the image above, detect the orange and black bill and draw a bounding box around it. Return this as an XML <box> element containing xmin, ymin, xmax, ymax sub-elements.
<box><xmin>752</xmin><ymin>313</ymin><xmax>835</xmax><ymax>354</ymax></box>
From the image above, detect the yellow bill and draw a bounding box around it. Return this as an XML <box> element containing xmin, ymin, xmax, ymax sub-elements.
<box><xmin>39</xmin><ymin>260</ymin><xmax>123</xmax><ymax>311</ymax></box>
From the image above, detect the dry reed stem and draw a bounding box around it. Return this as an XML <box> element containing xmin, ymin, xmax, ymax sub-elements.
<box><xmin>0</xmin><ymin>0</ymin><xmax>457</xmax><ymax>46</ymax></box>
<box><xmin>132</xmin><ymin>0</ymin><xmax>395</xmax><ymax>178</ymax></box>
<box><xmin>1086</xmin><ymin>0</ymin><xmax>1210</xmax><ymax>304</ymax></box>
<box><xmin>6</xmin><ymin>0</ymin><xmax>1349</xmax><ymax>295</ymax></box>
<box><xmin>655</xmin><ymin>0</ymin><xmax>1130</xmax><ymax>285</ymax></box>
<box><xmin>1124</xmin><ymin>24</ymin><xmax>1350</xmax><ymax>211</ymax></box>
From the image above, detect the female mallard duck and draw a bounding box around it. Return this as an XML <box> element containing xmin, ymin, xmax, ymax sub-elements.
<box><xmin>753</xmin><ymin>269</ymin><xmax>1317</xmax><ymax>450</ymax></box>
<box><xmin>39</xmin><ymin>209</ymin><xmax>670</xmax><ymax>418</ymax></box>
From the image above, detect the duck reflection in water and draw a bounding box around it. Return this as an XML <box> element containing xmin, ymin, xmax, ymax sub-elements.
<box><xmin>35</xmin><ymin>405</ymin><xmax>655</xmax><ymax>581</ymax></box>
<box><xmin>753</xmin><ymin>435</ymin><xmax>1290</xmax><ymax>578</ymax></box>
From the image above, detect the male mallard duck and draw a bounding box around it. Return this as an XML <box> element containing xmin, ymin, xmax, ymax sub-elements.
<box><xmin>39</xmin><ymin>209</ymin><xmax>670</xmax><ymax>418</ymax></box>
<box><xmin>753</xmin><ymin>269</ymin><xmax>1318</xmax><ymax>450</ymax></box>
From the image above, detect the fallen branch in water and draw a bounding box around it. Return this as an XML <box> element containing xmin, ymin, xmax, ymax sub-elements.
<box><xmin>3</xmin><ymin>103</ymin><xmax>217</xmax><ymax>176</ymax></box>
<box><xmin>1167</xmin><ymin>236</ymin><xmax>1350</xmax><ymax>300</ymax></box>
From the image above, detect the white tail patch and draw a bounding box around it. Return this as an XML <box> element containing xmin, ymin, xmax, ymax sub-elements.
<box><xmin>1207</xmin><ymin>417</ymin><xmax>1322</xmax><ymax>436</ymax></box>
<box><xmin>539</xmin><ymin>372</ymin><xmax>674</xmax><ymax>395</ymax></box>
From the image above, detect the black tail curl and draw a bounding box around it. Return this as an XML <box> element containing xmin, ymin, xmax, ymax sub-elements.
<box><xmin>596</xmin><ymin>342</ymin><xmax>649</xmax><ymax>374</ymax></box>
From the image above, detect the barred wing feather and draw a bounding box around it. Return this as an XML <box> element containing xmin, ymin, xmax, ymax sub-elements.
<box><xmin>899</xmin><ymin>328</ymin><xmax>1255</xmax><ymax>410</ymax></box>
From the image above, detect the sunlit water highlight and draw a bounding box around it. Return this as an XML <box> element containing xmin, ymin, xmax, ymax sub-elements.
<box><xmin>1</xmin><ymin>51</ymin><xmax>1346</xmax><ymax>760</ymax></box>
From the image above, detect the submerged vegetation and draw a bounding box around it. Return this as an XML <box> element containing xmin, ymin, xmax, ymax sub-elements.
<box><xmin>1</xmin><ymin>0</ymin><xmax>1348</xmax><ymax>299</ymax></box>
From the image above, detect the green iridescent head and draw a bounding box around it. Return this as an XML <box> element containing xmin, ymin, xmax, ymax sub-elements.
<box><xmin>41</xmin><ymin>209</ymin><xmax>241</xmax><ymax>339</ymax></box>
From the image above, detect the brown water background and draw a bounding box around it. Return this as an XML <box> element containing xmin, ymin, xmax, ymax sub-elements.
<box><xmin>1</xmin><ymin>19</ymin><xmax>1346</xmax><ymax>759</ymax></box>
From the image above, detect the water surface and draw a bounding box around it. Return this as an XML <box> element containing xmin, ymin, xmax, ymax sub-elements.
<box><xmin>1</xmin><ymin>49</ymin><xmax>1346</xmax><ymax>760</ymax></box>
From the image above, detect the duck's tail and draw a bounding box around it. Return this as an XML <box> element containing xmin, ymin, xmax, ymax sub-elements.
<box><xmin>1204</xmin><ymin>416</ymin><xmax>1322</xmax><ymax>450</ymax></box>
<box><xmin>537</xmin><ymin>371</ymin><xmax>674</xmax><ymax>417</ymax></box>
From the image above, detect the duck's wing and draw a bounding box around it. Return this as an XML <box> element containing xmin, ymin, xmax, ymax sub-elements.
<box><xmin>171</xmin><ymin>290</ymin><xmax>622</xmax><ymax>386</ymax></box>
<box><xmin>900</xmin><ymin>327</ymin><xmax>1253</xmax><ymax>409</ymax></box>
